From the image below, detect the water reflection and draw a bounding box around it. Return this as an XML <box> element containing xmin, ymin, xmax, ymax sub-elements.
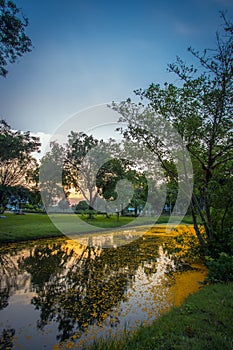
<box><xmin>0</xmin><ymin>234</ymin><xmax>206</xmax><ymax>349</ymax></box>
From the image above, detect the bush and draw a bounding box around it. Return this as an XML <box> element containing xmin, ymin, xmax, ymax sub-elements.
<box><xmin>208</xmin><ymin>228</ymin><xmax>233</xmax><ymax>258</ymax></box>
<box><xmin>206</xmin><ymin>253</ymin><xmax>233</xmax><ymax>283</ymax></box>
<box><xmin>74</xmin><ymin>200</ymin><xmax>89</xmax><ymax>214</ymax></box>
<box><xmin>23</xmin><ymin>204</ymin><xmax>45</xmax><ymax>213</ymax></box>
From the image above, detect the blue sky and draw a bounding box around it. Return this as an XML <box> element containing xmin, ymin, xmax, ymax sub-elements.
<box><xmin>0</xmin><ymin>0</ymin><xmax>232</xmax><ymax>137</ymax></box>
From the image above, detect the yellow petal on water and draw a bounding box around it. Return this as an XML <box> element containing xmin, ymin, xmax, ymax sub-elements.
<box><xmin>53</xmin><ymin>344</ymin><xmax>61</xmax><ymax>350</ymax></box>
<box><xmin>65</xmin><ymin>341</ymin><xmax>74</xmax><ymax>349</ymax></box>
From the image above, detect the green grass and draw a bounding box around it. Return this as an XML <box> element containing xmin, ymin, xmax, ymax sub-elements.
<box><xmin>77</xmin><ymin>213</ymin><xmax>194</xmax><ymax>228</ymax></box>
<box><xmin>0</xmin><ymin>213</ymin><xmax>62</xmax><ymax>242</ymax></box>
<box><xmin>83</xmin><ymin>215</ymin><xmax>174</xmax><ymax>227</ymax></box>
<box><xmin>0</xmin><ymin>213</ymin><xmax>194</xmax><ymax>243</ymax></box>
<box><xmin>88</xmin><ymin>282</ymin><xmax>233</xmax><ymax>350</ymax></box>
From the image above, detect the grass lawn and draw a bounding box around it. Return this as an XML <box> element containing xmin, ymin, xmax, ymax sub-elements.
<box><xmin>0</xmin><ymin>212</ymin><xmax>194</xmax><ymax>243</ymax></box>
<box><xmin>81</xmin><ymin>214</ymin><xmax>194</xmax><ymax>228</ymax></box>
<box><xmin>0</xmin><ymin>213</ymin><xmax>62</xmax><ymax>242</ymax></box>
<box><xmin>88</xmin><ymin>282</ymin><xmax>233</xmax><ymax>350</ymax></box>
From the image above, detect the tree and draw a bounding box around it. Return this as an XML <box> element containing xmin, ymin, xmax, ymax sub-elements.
<box><xmin>95</xmin><ymin>157</ymin><xmax>134</xmax><ymax>216</ymax></box>
<box><xmin>121</xmin><ymin>169</ymin><xmax>147</xmax><ymax>216</ymax></box>
<box><xmin>0</xmin><ymin>0</ymin><xmax>32</xmax><ymax>77</ymax></box>
<box><xmin>39</xmin><ymin>141</ymin><xmax>67</xmax><ymax>210</ymax></box>
<box><xmin>0</xmin><ymin>120</ymin><xmax>40</xmax><ymax>213</ymax></box>
<box><xmin>112</xmin><ymin>14</ymin><xmax>233</xmax><ymax>256</ymax></box>
<box><xmin>65</xmin><ymin>132</ymin><xmax>103</xmax><ymax>219</ymax></box>
<box><xmin>40</xmin><ymin>133</ymin><xmax>129</xmax><ymax>218</ymax></box>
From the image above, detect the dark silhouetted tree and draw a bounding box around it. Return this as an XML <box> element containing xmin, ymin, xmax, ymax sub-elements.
<box><xmin>0</xmin><ymin>0</ymin><xmax>32</xmax><ymax>77</ymax></box>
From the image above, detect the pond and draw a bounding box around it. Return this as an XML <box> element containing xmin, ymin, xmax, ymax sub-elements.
<box><xmin>0</xmin><ymin>228</ymin><xmax>207</xmax><ymax>349</ymax></box>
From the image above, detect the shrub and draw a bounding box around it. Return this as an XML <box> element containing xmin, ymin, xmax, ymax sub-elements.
<box><xmin>206</xmin><ymin>253</ymin><xmax>233</xmax><ymax>283</ymax></box>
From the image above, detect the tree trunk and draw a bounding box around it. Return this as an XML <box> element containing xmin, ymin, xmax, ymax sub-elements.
<box><xmin>0</xmin><ymin>192</ymin><xmax>7</xmax><ymax>214</ymax></box>
<box><xmin>203</xmin><ymin>192</ymin><xmax>214</xmax><ymax>241</ymax></box>
<box><xmin>88</xmin><ymin>204</ymin><xmax>94</xmax><ymax>219</ymax></box>
<box><xmin>190</xmin><ymin>200</ymin><xmax>207</xmax><ymax>255</ymax></box>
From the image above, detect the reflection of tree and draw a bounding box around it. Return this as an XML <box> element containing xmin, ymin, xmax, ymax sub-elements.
<box><xmin>30</xmin><ymin>244</ymin><xmax>129</xmax><ymax>342</ymax></box>
<box><xmin>18</xmin><ymin>242</ymin><xmax>74</xmax><ymax>292</ymax></box>
<box><xmin>0</xmin><ymin>235</ymin><xmax>172</xmax><ymax>344</ymax></box>
<box><xmin>27</xmin><ymin>236</ymin><xmax>166</xmax><ymax>343</ymax></box>
<box><xmin>0</xmin><ymin>328</ymin><xmax>15</xmax><ymax>349</ymax></box>
<box><xmin>0</xmin><ymin>250</ymin><xmax>19</xmax><ymax>310</ymax></box>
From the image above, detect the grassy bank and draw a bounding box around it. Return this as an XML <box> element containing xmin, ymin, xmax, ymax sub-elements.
<box><xmin>0</xmin><ymin>213</ymin><xmax>194</xmax><ymax>243</ymax></box>
<box><xmin>88</xmin><ymin>282</ymin><xmax>233</xmax><ymax>350</ymax></box>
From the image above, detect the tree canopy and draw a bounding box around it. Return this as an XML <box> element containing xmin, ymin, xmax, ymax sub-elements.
<box><xmin>0</xmin><ymin>120</ymin><xmax>40</xmax><ymax>213</ymax></box>
<box><xmin>0</xmin><ymin>0</ymin><xmax>32</xmax><ymax>77</ymax></box>
<box><xmin>112</xmin><ymin>14</ymin><xmax>233</xmax><ymax>256</ymax></box>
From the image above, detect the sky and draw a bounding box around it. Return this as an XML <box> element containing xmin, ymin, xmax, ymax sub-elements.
<box><xmin>0</xmin><ymin>0</ymin><xmax>233</xmax><ymax>145</ymax></box>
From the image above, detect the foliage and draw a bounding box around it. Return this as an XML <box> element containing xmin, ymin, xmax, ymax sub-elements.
<box><xmin>206</xmin><ymin>253</ymin><xmax>233</xmax><ymax>283</ymax></box>
<box><xmin>23</xmin><ymin>203</ymin><xmax>44</xmax><ymax>213</ymax></box>
<box><xmin>41</xmin><ymin>132</ymin><xmax>149</xmax><ymax>219</ymax></box>
<box><xmin>65</xmin><ymin>132</ymin><xmax>101</xmax><ymax>215</ymax></box>
<box><xmin>96</xmin><ymin>159</ymin><xmax>148</xmax><ymax>216</ymax></box>
<box><xmin>0</xmin><ymin>0</ymin><xmax>32</xmax><ymax>77</ymax></box>
<box><xmin>39</xmin><ymin>141</ymin><xmax>67</xmax><ymax>210</ymax></box>
<box><xmin>207</xmin><ymin>228</ymin><xmax>233</xmax><ymax>261</ymax></box>
<box><xmin>112</xmin><ymin>14</ymin><xmax>233</xmax><ymax>256</ymax></box>
<box><xmin>65</xmin><ymin>134</ymin><xmax>140</xmax><ymax>217</ymax></box>
<box><xmin>96</xmin><ymin>158</ymin><xmax>128</xmax><ymax>207</ymax></box>
<box><xmin>74</xmin><ymin>202</ymin><xmax>100</xmax><ymax>219</ymax></box>
<box><xmin>74</xmin><ymin>200</ymin><xmax>89</xmax><ymax>213</ymax></box>
<box><xmin>0</xmin><ymin>120</ymin><xmax>40</xmax><ymax>213</ymax></box>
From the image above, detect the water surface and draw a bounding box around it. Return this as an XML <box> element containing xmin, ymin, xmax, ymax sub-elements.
<box><xmin>0</xmin><ymin>230</ymin><xmax>206</xmax><ymax>349</ymax></box>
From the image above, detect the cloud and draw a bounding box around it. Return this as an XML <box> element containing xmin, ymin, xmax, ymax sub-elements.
<box><xmin>31</xmin><ymin>132</ymin><xmax>52</xmax><ymax>160</ymax></box>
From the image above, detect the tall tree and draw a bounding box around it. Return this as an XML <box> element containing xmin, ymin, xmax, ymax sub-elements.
<box><xmin>96</xmin><ymin>157</ymin><xmax>135</xmax><ymax>215</ymax></box>
<box><xmin>0</xmin><ymin>120</ymin><xmax>40</xmax><ymax>213</ymax></box>
<box><xmin>65</xmin><ymin>132</ymin><xmax>101</xmax><ymax>218</ymax></box>
<box><xmin>39</xmin><ymin>141</ymin><xmax>67</xmax><ymax>210</ymax></box>
<box><xmin>112</xmin><ymin>14</ymin><xmax>233</xmax><ymax>255</ymax></box>
<box><xmin>0</xmin><ymin>0</ymin><xmax>32</xmax><ymax>77</ymax></box>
